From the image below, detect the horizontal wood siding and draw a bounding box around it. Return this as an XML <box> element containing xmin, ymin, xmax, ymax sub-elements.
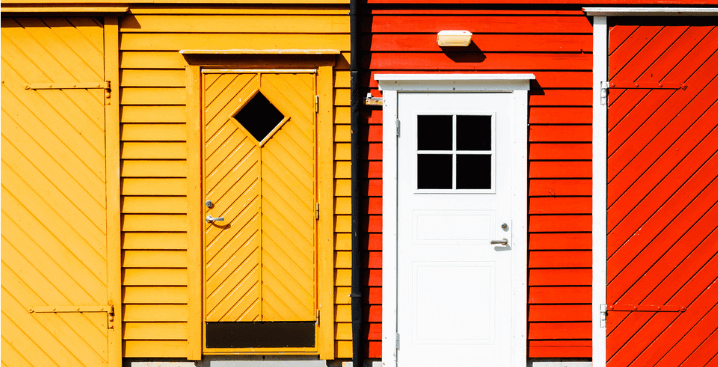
<box><xmin>360</xmin><ymin>8</ymin><xmax>592</xmax><ymax>359</ymax></box>
<box><xmin>118</xmin><ymin>7</ymin><xmax>349</xmax><ymax>358</ymax></box>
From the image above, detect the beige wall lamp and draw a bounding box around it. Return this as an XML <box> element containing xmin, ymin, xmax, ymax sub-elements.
<box><xmin>436</xmin><ymin>30</ymin><xmax>473</xmax><ymax>47</ymax></box>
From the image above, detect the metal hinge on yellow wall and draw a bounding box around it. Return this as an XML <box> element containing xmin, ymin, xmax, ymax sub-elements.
<box><xmin>315</xmin><ymin>95</ymin><xmax>319</xmax><ymax>113</ymax></box>
<box><xmin>315</xmin><ymin>203</ymin><xmax>320</xmax><ymax>220</ymax></box>
<box><xmin>29</xmin><ymin>305</ymin><xmax>115</xmax><ymax>329</ymax></box>
<box><xmin>26</xmin><ymin>81</ymin><xmax>112</xmax><ymax>103</ymax></box>
<box><xmin>316</xmin><ymin>309</ymin><xmax>321</xmax><ymax>326</ymax></box>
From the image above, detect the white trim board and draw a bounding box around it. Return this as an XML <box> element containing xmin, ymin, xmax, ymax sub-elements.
<box><xmin>584</xmin><ymin>7</ymin><xmax>718</xmax><ymax>16</ymax></box>
<box><xmin>376</xmin><ymin>74</ymin><xmax>532</xmax><ymax>367</ymax></box>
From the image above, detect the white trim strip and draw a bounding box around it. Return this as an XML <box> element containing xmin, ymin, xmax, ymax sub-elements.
<box><xmin>584</xmin><ymin>7</ymin><xmax>718</xmax><ymax>16</ymax></box>
<box><xmin>592</xmin><ymin>16</ymin><xmax>608</xmax><ymax>367</ymax></box>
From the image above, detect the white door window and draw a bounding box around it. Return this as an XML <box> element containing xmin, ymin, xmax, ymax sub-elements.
<box><xmin>397</xmin><ymin>92</ymin><xmax>514</xmax><ymax>366</ymax></box>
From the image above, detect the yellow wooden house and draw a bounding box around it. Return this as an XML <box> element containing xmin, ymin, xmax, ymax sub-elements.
<box><xmin>1</xmin><ymin>2</ymin><xmax>352</xmax><ymax>366</ymax></box>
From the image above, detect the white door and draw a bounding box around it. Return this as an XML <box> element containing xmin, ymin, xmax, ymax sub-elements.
<box><xmin>397</xmin><ymin>92</ymin><xmax>515</xmax><ymax>366</ymax></box>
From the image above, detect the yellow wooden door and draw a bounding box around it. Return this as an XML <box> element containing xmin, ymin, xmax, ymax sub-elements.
<box><xmin>1</xmin><ymin>17</ymin><xmax>110</xmax><ymax>367</ymax></box>
<box><xmin>203</xmin><ymin>72</ymin><xmax>317</xmax><ymax>326</ymax></box>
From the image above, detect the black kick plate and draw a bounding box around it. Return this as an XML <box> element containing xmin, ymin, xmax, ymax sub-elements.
<box><xmin>206</xmin><ymin>322</ymin><xmax>315</xmax><ymax>348</ymax></box>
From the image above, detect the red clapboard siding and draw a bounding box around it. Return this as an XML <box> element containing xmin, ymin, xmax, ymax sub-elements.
<box><xmin>363</xmin><ymin>15</ymin><xmax>593</xmax><ymax>33</ymax></box>
<box><xmin>529</xmin><ymin>269</ymin><xmax>592</xmax><ymax>286</ymax></box>
<box><xmin>529</xmin><ymin>251</ymin><xmax>592</xmax><ymax>268</ymax></box>
<box><xmin>529</xmin><ymin>286</ymin><xmax>592</xmax><ymax>304</ymax></box>
<box><xmin>364</xmin><ymin>34</ymin><xmax>592</xmax><ymax>52</ymax></box>
<box><xmin>607</xmin><ymin>21</ymin><xmax>718</xmax><ymax>366</ymax></box>
<box><xmin>528</xmin><ymin>305</ymin><xmax>592</xmax><ymax>321</ymax></box>
<box><xmin>365</xmin><ymin>53</ymin><xmax>592</xmax><ymax>70</ymax></box>
<box><xmin>529</xmin><ymin>143</ymin><xmax>592</xmax><ymax>160</ymax></box>
<box><xmin>529</xmin><ymin>233</ymin><xmax>592</xmax><ymax>250</ymax></box>
<box><xmin>529</xmin><ymin>340</ymin><xmax>591</xmax><ymax>358</ymax></box>
<box><xmin>369</xmin><ymin>0</ymin><xmax>717</xmax><ymax>4</ymax></box>
<box><xmin>529</xmin><ymin>161</ymin><xmax>592</xmax><ymax>178</ymax></box>
<box><xmin>530</xmin><ymin>215</ymin><xmax>592</xmax><ymax>232</ymax></box>
<box><xmin>529</xmin><ymin>322</ymin><xmax>592</xmax><ymax>339</ymax></box>
<box><xmin>529</xmin><ymin>179</ymin><xmax>592</xmax><ymax>197</ymax></box>
<box><xmin>529</xmin><ymin>197</ymin><xmax>592</xmax><ymax>214</ymax></box>
<box><xmin>530</xmin><ymin>107</ymin><xmax>592</xmax><ymax>124</ymax></box>
<box><xmin>360</xmin><ymin>9</ymin><xmax>594</xmax><ymax>359</ymax></box>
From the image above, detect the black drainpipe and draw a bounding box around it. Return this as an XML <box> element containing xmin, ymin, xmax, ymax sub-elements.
<box><xmin>349</xmin><ymin>0</ymin><xmax>362</xmax><ymax>364</ymax></box>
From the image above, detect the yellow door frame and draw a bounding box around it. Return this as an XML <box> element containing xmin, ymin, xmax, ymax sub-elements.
<box><xmin>185</xmin><ymin>54</ymin><xmax>336</xmax><ymax>360</ymax></box>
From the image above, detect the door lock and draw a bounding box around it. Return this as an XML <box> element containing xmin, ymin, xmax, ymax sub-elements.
<box><xmin>205</xmin><ymin>200</ymin><xmax>214</xmax><ymax>208</ymax></box>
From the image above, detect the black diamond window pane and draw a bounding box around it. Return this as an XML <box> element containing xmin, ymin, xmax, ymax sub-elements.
<box><xmin>456</xmin><ymin>154</ymin><xmax>491</xmax><ymax>189</ymax></box>
<box><xmin>457</xmin><ymin>115</ymin><xmax>491</xmax><ymax>151</ymax></box>
<box><xmin>234</xmin><ymin>92</ymin><xmax>284</xmax><ymax>142</ymax></box>
<box><xmin>418</xmin><ymin>115</ymin><xmax>452</xmax><ymax>151</ymax></box>
<box><xmin>417</xmin><ymin>154</ymin><xmax>452</xmax><ymax>189</ymax></box>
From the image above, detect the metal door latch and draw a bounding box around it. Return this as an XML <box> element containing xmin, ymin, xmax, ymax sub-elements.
<box><xmin>206</xmin><ymin>215</ymin><xmax>224</xmax><ymax>223</ymax></box>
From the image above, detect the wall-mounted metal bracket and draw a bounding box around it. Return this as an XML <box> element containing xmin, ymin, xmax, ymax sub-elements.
<box><xmin>29</xmin><ymin>305</ymin><xmax>115</xmax><ymax>328</ymax></box>
<box><xmin>364</xmin><ymin>93</ymin><xmax>383</xmax><ymax>106</ymax></box>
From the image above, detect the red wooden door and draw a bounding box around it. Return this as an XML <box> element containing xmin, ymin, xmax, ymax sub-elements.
<box><xmin>607</xmin><ymin>20</ymin><xmax>718</xmax><ymax>366</ymax></box>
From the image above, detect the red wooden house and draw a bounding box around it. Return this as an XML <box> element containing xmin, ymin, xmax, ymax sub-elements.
<box><xmin>357</xmin><ymin>3</ymin><xmax>718</xmax><ymax>367</ymax></box>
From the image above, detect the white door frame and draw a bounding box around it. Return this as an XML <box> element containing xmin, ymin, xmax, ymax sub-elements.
<box><xmin>584</xmin><ymin>7</ymin><xmax>718</xmax><ymax>367</ymax></box>
<box><xmin>376</xmin><ymin>74</ymin><xmax>533</xmax><ymax>367</ymax></box>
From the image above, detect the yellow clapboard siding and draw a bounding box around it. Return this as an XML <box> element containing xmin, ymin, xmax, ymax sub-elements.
<box><xmin>123</xmin><ymin>286</ymin><xmax>188</xmax><ymax>304</ymax></box>
<box><xmin>337</xmin><ymin>52</ymin><xmax>351</xmax><ymax>69</ymax></box>
<box><xmin>120</xmin><ymin>51</ymin><xmax>186</xmax><ymax>69</ymax></box>
<box><xmin>124</xmin><ymin>322</ymin><xmax>188</xmax><ymax>340</ymax></box>
<box><xmin>335</xmin><ymin>269</ymin><xmax>351</xmax><ymax>286</ymax></box>
<box><xmin>335</xmin><ymin>215</ymin><xmax>351</xmax><ymax>233</ymax></box>
<box><xmin>335</xmin><ymin>286</ymin><xmax>350</xmax><ymax>304</ymax></box>
<box><xmin>122</xmin><ymin>214</ymin><xmax>187</xmax><ymax>232</ymax></box>
<box><xmin>121</xmin><ymin>15</ymin><xmax>349</xmax><ymax>33</ymax></box>
<box><xmin>121</xmin><ymin>87</ymin><xmax>186</xmax><ymax>105</ymax></box>
<box><xmin>121</xmin><ymin>160</ymin><xmax>187</xmax><ymax>177</ymax></box>
<box><xmin>121</xmin><ymin>196</ymin><xmax>187</xmax><ymax>213</ymax></box>
<box><xmin>335</xmin><ymin>179</ymin><xmax>350</xmax><ymax>196</ymax></box>
<box><xmin>121</xmin><ymin>142</ymin><xmax>187</xmax><ymax>159</ymax></box>
<box><xmin>335</xmin><ymin>197</ymin><xmax>351</xmax><ymax>214</ymax></box>
<box><xmin>335</xmin><ymin>106</ymin><xmax>350</xmax><ymax>124</ymax></box>
<box><xmin>335</xmin><ymin>322</ymin><xmax>351</xmax><ymax>340</ymax></box>
<box><xmin>121</xmin><ymin>69</ymin><xmax>185</xmax><ymax>87</ymax></box>
<box><xmin>123</xmin><ymin>232</ymin><xmax>188</xmax><ymax>250</ymax></box>
<box><xmin>334</xmin><ymin>124</ymin><xmax>351</xmax><ymax>142</ymax></box>
<box><xmin>336</xmin><ymin>340</ymin><xmax>352</xmax><ymax>358</ymax></box>
<box><xmin>124</xmin><ymin>340</ymin><xmax>186</xmax><ymax>358</ymax></box>
<box><xmin>334</xmin><ymin>88</ymin><xmax>350</xmax><ymax>106</ymax></box>
<box><xmin>128</xmin><ymin>6</ymin><xmax>349</xmax><ymax>15</ymax></box>
<box><xmin>335</xmin><ymin>250</ymin><xmax>351</xmax><ymax>269</ymax></box>
<box><xmin>335</xmin><ymin>161</ymin><xmax>351</xmax><ymax>179</ymax></box>
<box><xmin>120</xmin><ymin>33</ymin><xmax>349</xmax><ymax>51</ymax></box>
<box><xmin>121</xmin><ymin>106</ymin><xmax>186</xmax><ymax>123</ymax></box>
<box><xmin>122</xmin><ymin>178</ymin><xmax>186</xmax><ymax>196</ymax></box>
<box><xmin>123</xmin><ymin>269</ymin><xmax>188</xmax><ymax>286</ymax></box>
<box><xmin>335</xmin><ymin>233</ymin><xmax>351</xmax><ymax>251</ymax></box>
<box><xmin>335</xmin><ymin>304</ymin><xmax>351</xmax><ymax>322</ymax></box>
<box><xmin>122</xmin><ymin>250</ymin><xmax>188</xmax><ymax>268</ymax></box>
<box><xmin>335</xmin><ymin>142</ymin><xmax>350</xmax><ymax>160</ymax></box>
<box><xmin>124</xmin><ymin>305</ymin><xmax>188</xmax><ymax>322</ymax></box>
<box><xmin>334</xmin><ymin>70</ymin><xmax>350</xmax><ymax>88</ymax></box>
<box><xmin>121</xmin><ymin>123</ymin><xmax>186</xmax><ymax>141</ymax></box>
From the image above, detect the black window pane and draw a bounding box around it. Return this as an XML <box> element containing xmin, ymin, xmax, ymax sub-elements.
<box><xmin>456</xmin><ymin>154</ymin><xmax>491</xmax><ymax>189</ymax></box>
<box><xmin>234</xmin><ymin>92</ymin><xmax>285</xmax><ymax>142</ymax></box>
<box><xmin>457</xmin><ymin>115</ymin><xmax>491</xmax><ymax>151</ymax></box>
<box><xmin>418</xmin><ymin>154</ymin><xmax>452</xmax><ymax>189</ymax></box>
<box><xmin>418</xmin><ymin>115</ymin><xmax>452</xmax><ymax>151</ymax></box>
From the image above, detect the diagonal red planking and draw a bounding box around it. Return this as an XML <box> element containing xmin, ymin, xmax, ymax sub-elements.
<box><xmin>607</xmin><ymin>19</ymin><xmax>718</xmax><ymax>367</ymax></box>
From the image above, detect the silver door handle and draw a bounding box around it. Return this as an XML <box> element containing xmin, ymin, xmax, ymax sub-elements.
<box><xmin>491</xmin><ymin>238</ymin><xmax>508</xmax><ymax>246</ymax></box>
<box><xmin>206</xmin><ymin>215</ymin><xmax>224</xmax><ymax>223</ymax></box>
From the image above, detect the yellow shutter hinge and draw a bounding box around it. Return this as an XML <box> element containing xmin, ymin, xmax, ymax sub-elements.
<box><xmin>315</xmin><ymin>203</ymin><xmax>320</xmax><ymax>220</ymax></box>
<box><xmin>25</xmin><ymin>81</ymin><xmax>112</xmax><ymax>104</ymax></box>
<box><xmin>316</xmin><ymin>309</ymin><xmax>320</xmax><ymax>326</ymax></box>
<box><xmin>29</xmin><ymin>305</ymin><xmax>115</xmax><ymax>329</ymax></box>
<box><xmin>315</xmin><ymin>95</ymin><xmax>319</xmax><ymax>113</ymax></box>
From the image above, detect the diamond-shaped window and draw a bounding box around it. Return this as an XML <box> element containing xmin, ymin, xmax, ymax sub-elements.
<box><xmin>234</xmin><ymin>91</ymin><xmax>285</xmax><ymax>142</ymax></box>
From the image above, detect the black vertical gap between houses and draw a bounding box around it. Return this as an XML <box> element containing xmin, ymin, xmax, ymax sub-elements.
<box><xmin>350</xmin><ymin>0</ymin><xmax>362</xmax><ymax>363</ymax></box>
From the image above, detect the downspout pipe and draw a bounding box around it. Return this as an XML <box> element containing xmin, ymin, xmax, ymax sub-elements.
<box><xmin>349</xmin><ymin>0</ymin><xmax>363</xmax><ymax>363</ymax></box>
